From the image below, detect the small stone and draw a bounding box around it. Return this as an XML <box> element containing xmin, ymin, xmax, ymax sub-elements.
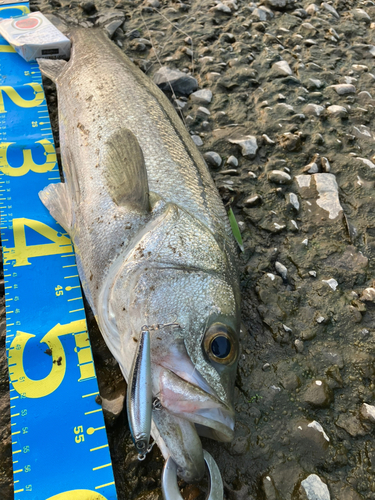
<box><xmin>154</xmin><ymin>67</ymin><xmax>198</xmax><ymax>96</ymax></box>
<box><xmin>321</xmin><ymin>157</ymin><xmax>331</xmax><ymax>172</ymax></box>
<box><xmin>272</xmin><ymin>60</ymin><xmax>293</xmax><ymax>77</ymax></box>
<box><xmin>196</xmin><ymin>106</ymin><xmax>211</xmax><ymax>118</ymax></box>
<box><xmin>229</xmin><ymin>136</ymin><xmax>258</xmax><ymax>158</ymax></box>
<box><xmin>336</xmin><ymin>414</ymin><xmax>366</xmax><ymax>437</ymax></box>
<box><xmin>262</xmin><ymin>134</ymin><xmax>275</xmax><ymax>145</ymax></box>
<box><xmin>289</xmin><ymin>193</ymin><xmax>300</xmax><ymax>211</ymax></box>
<box><xmin>356</xmin><ymin>157</ymin><xmax>375</xmax><ymax>169</ymax></box>
<box><xmin>295</xmin><ymin>339</ymin><xmax>304</xmax><ymax>352</ymax></box>
<box><xmin>330</xmin><ymin>84</ymin><xmax>356</xmax><ymax>95</ymax></box>
<box><xmin>309</xmin><ymin>270</ymin><xmax>316</xmax><ymax>277</ymax></box>
<box><xmin>321</xmin><ymin>2</ymin><xmax>339</xmax><ymax>18</ymax></box>
<box><xmin>304</xmin><ymin>104</ymin><xmax>325</xmax><ymax>117</ymax></box>
<box><xmin>308</xmin><ymin>420</ymin><xmax>330</xmax><ymax>441</ymax></box>
<box><xmin>304</xmin><ymin>161</ymin><xmax>319</xmax><ymax>174</ymax></box>
<box><xmin>268</xmin><ymin>170</ymin><xmax>292</xmax><ymax>184</ymax></box>
<box><xmin>101</xmin><ymin>393</ymin><xmax>125</xmax><ymax>423</ymax></box>
<box><xmin>80</xmin><ymin>1</ymin><xmax>96</xmax><ymax>14</ymax></box>
<box><xmin>190</xmin><ymin>89</ymin><xmax>213</xmax><ymax>104</ymax></box>
<box><xmin>360</xmin><ymin>287</ymin><xmax>375</xmax><ymax>302</ymax></box>
<box><xmin>203</xmin><ymin>151</ymin><xmax>222</xmax><ymax>168</ymax></box>
<box><xmin>301</xmin><ymin>474</ymin><xmax>330</xmax><ymax>500</ymax></box>
<box><xmin>360</xmin><ymin>403</ymin><xmax>375</xmax><ymax>423</ymax></box>
<box><xmin>316</xmin><ymin>316</ymin><xmax>325</xmax><ymax>324</ymax></box>
<box><xmin>144</xmin><ymin>0</ymin><xmax>160</xmax><ymax>6</ymax></box>
<box><xmin>211</xmin><ymin>2</ymin><xmax>232</xmax><ymax>14</ymax></box>
<box><xmin>308</xmin><ymin>78</ymin><xmax>323</xmax><ymax>89</ymax></box>
<box><xmin>314</xmin><ymin>173</ymin><xmax>343</xmax><ymax>220</ymax></box>
<box><xmin>252</xmin><ymin>6</ymin><xmax>274</xmax><ymax>21</ymax></box>
<box><xmin>353</xmin><ymin>8</ymin><xmax>371</xmax><ymax>24</ymax></box>
<box><xmin>262</xmin><ymin>363</ymin><xmax>271</xmax><ymax>371</ymax></box>
<box><xmin>327</xmin><ymin>105</ymin><xmax>348</xmax><ymax>118</ymax></box>
<box><xmin>322</xmin><ymin>279</ymin><xmax>338</xmax><ymax>291</ymax></box>
<box><xmin>303</xmin><ymin>380</ymin><xmax>333</xmax><ymax>408</ymax></box>
<box><xmin>226</xmin><ymin>155</ymin><xmax>238</xmax><ymax>167</ymax></box>
<box><xmin>243</xmin><ymin>195</ymin><xmax>262</xmax><ymax>207</ymax></box>
<box><xmin>275</xmin><ymin>261</ymin><xmax>288</xmax><ymax>280</ymax></box>
<box><xmin>191</xmin><ymin>135</ymin><xmax>203</xmax><ymax>146</ymax></box>
<box><xmin>306</xmin><ymin>3</ymin><xmax>319</xmax><ymax>15</ymax></box>
<box><xmin>302</xmin><ymin>239</ymin><xmax>308</xmax><ymax>246</ymax></box>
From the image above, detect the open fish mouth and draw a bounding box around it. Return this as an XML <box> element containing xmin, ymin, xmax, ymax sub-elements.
<box><xmin>157</xmin><ymin>364</ymin><xmax>235</xmax><ymax>441</ymax></box>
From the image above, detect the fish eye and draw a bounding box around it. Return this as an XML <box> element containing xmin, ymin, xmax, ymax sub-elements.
<box><xmin>203</xmin><ymin>323</ymin><xmax>238</xmax><ymax>365</ymax></box>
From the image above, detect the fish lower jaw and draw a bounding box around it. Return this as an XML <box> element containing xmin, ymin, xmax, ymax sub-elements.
<box><xmin>155</xmin><ymin>364</ymin><xmax>235</xmax><ymax>443</ymax></box>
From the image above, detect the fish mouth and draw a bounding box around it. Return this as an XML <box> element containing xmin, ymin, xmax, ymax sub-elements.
<box><xmin>151</xmin><ymin>364</ymin><xmax>234</xmax><ymax>481</ymax></box>
<box><xmin>157</xmin><ymin>364</ymin><xmax>235</xmax><ymax>441</ymax></box>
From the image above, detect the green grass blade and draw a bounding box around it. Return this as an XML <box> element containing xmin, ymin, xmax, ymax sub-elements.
<box><xmin>228</xmin><ymin>208</ymin><xmax>244</xmax><ymax>252</ymax></box>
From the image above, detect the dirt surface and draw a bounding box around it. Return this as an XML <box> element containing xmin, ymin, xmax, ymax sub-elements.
<box><xmin>2</xmin><ymin>0</ymin><xmax>375</xmax><ymax>499</ymax></box>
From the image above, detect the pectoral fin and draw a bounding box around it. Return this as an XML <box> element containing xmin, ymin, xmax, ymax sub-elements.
<box><xmin>102</xmin><ymin>128</ymin><xmax>150</xmax><ymax>213</ymax></box>
<box><xmin>37</xmin><ymin>59</ymin><xmax>67</xmax><ymax>83</ymax></box>
<box><xmin>39</xmin><ymin>182</ymin><xmax>72</xmax><ymax>233</ymax></box>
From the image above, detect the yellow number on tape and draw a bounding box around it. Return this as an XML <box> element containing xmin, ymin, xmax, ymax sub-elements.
<box><xmin>46</xmin><ymin>490</ymin><xmax>108</xmax><ymax>500</ymax></box>
<box><xmin>8</xmin><ymin>320</ymin><xmax>87</xmax><ymax>399</ymax></box>
<box><xmin>0</xmin><ymin>82</ymin><xmax>44</xmax><ymax>114</ymax></box>
<box><xmin>3</xmin><ymin>218</ymin><xmax>73</xmax><ymax>266</ymax></box>
<box><xmin>0</xmin><ymin>139</ymin><xmax>56</xmax><ymax>177</ymax></box>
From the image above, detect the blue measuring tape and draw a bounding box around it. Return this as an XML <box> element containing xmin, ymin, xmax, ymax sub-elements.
<box><xmin>1</xmin><ymin>4</ymin><xmax>118</xmax><ymax>499</ymax></box>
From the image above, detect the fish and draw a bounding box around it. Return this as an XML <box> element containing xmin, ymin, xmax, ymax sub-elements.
<box><xmin>38</xmin><ymin>28</ymin><xmax>241</xmax><ymax>482</ymax></box>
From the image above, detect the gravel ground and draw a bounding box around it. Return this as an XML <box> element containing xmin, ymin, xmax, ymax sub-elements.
<box><xmin>2</xmin><ymin>0</ymin><xmax>375</xmax><ymax>499</ymax></box>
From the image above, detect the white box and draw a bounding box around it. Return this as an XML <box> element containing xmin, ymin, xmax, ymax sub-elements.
<box><xmin>0</xmin><ymin>11</ymin><xmax>70</xmax><ymax>62</ymax></box>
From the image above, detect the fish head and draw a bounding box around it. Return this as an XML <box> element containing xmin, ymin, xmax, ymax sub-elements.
<box><xmin>106</xmin><ymin>202</ymin><xmax>241</xmax><ymax>481</ymax></box>
<box><xmin>129</xmin><ymin>269</ymin><xmax>240</xmax><ymax>481</ymax></box>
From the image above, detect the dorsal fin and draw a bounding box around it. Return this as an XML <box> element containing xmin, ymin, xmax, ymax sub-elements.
<box><xmin>37</xmin><ymin>59</ymin><xmax>67</xmax><ymax>83</ymax></box>
<box><xmin>102</xmin><ymin>128</ymin><xmax>150</xmax><ymax>213</ymax></box>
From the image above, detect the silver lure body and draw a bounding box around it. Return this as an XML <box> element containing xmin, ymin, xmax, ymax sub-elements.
<box><xmin>38</xmin><ymin>28</ymin><xmax>241</xmax><ymax>481</ymax></box>
<box><xmin>126</xmin><ymin>327</ymin><xmax>152</xmax><ymax>456</ymax></box>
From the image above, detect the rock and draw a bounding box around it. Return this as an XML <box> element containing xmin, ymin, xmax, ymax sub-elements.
<box><xmin>336</xmin><ymin>414</ymin><xmax>367</xmax><ymax>437</ymax></box>
<box><xmin>322</xmin><ymin>279</ymin><xmax>338</xmax><ymax>291</ymax></box>
<box><xmin>303</xmin><ymin>160</ymin><xmax>319</xmax><ymax>174</ymax></box>
<box><xmin>203</xmin><ymin>151</ymin><xmax>222</xmax><ymax>168</ymax></box>
<box><xmin>268</xmin><ymin>170</ymin><xmax>292</xmax><ymax>184</ymax></box>
<box><xmin>144</xmin><ymin>0</ymin><xmax>160</xmax><ymax>7</ymax></box>
<box><xmin>279</xmin><ymin>133</ymin><xmax>301</xmax><ymax>151</ymax></box>
<box><xmin>252</xmin><ymin>6</ymin><xmax>274</xmax><ymax>21</ymax></box>
<box><xmin>330</xmin><ymin>84</ymin><xmax>356</xmax><ymax>95</ymax></box>
<box><xmin>191</xmin><ymin>135</ymin><xmax>203</xmax><ymax>146</ymax></box>
<box><xmin>356</xmin><ymin>157</ymin><xmax>375</xmax><ymax>169</ymax></box>
<box><xmin>190</xmin><ymin>89</ymin><xmax>213</xmax><ymax>104</ymax></box>
<box><xmin>105</xmin><ymin>20</ymin><xmax>125</xmax><ymax>38</ymax></box>
<box><xmin>229</xmin><ymin>136</ymin><xmax>258</xmax><ymax>158</ymax></box>
<box><xmin>196</xmin><ymin>106</ymin><xmax>210</xmax><ymax>118</ymax></box>
<box><xmin>360</xmin><ymin>403</ymin><xmax>375</xmax><ymax>423</ymax></box>
<box><xmin>275</xmin><ymin>261</ymin><xmax>287</xmax><ymax>280</ymax></box>
<box><xmin>101</xmin><ymin>393</ymin><xmax>125</xmax><ymax>422</ymax></box>
<box><xmin>153</xmin><ymin>67</ymin><xmax>198</xmax><ymax>96</ymax></box>
<box><xmin>352</xmin><ymin>8</ymin><xmax>371</xmax><ymax>24</ymax></box>
<box><xmin>326</xmin><ymin>105</ymin><xmax>347</xmax><ymax>118</ymax></box>
<box><xmin>289</xmin><ymin>193</ymin><xmax>300</xmax><ymax>211</ymax></box>
<box><xmin>264</xmin><ymin>0</ymin><xmax>296</xmax><ymax>10</ymax></box>
<box><xmin>243</xmin><ymin>195</ymin><xmax>262</xmax><ymax>207</ymax></box>
<box><xmin>96</xmin><ymin>10</ymin><xmax>125</xmax><ymax>28</ymax></box>
<box><xmin>360</xmin><ymin>287</ymin><xmax>375</xmax><ymax>302</ymax></box>
<box><xmin>306</xmin><ymin>3</ymin><xmax>319</xmax><ymax>15</ymax></box>
<box><xmin>321</xmin><ymin>157</ymin><xmax>331</xmax><ymax>172</ymax></box>
<box><xmin>300</xmin><ymin>474</ymin><xmax>330</xmax><ymax>500</ymax></box>
<box><xmin>304</xmin><ymin>104</ymin><xmax>325</xmax><ymax>117</ymax></box>
<box><xmin>211</xmin><ymin>3</ymin><xmax>232</xmax><ymax>14</ymax></box>
<box><xmin>226</xmin><ymin>155</ymin><xmax>238</xmax><ymax>167</ymax></box>
<box><xmin>295</xmin><ymin>339</ymin><xmax>304</xmax><ymax>352</ymax></box>
<box><xmin>321</xmin><ymin>2</ymin><xmax>339</xmax><ymax>19</ymax></box>
<box><xmin>302</xmin><ymin>380</ymin><xmax>333</xmax><ymax>408</ymax></box>
<box><xmin>313</xmin><ymin>174</ymin><xmax>342</xmax><ymax>220</ymax></box>
<box><xmin>307</xmin><ymin>78</ymin><xmax>323</xmax><ymax>89</ymax></box>
<box><xmin>272</xmin><ymin>60</ymin><xmax>293</xmax><ymax>77</ymax></box>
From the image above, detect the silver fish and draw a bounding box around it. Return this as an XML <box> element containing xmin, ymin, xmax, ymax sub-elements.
<box><xmin>38</xmin><ymin>28</ymin><xmax>241</xmax><ymax>482</ymax></box>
